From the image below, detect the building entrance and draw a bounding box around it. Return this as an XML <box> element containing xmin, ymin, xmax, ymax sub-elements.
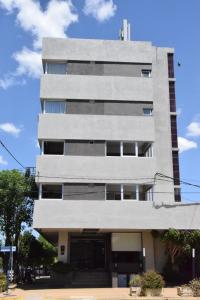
<box><xmin>70</xmin><ymin>234</ymin><xmax>108</xmax><ymax>270</ymax></box>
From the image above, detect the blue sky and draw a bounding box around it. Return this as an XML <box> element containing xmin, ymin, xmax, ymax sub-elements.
<box><xmin>0</xmin><ymin>0</ymin><xmax>200</xmax><ymax>201</ymax></box>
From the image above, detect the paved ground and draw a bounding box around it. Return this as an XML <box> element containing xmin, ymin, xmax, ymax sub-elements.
<box><xmin>0</xmin><ymin>287</ymin><xmax>185</xmax><ymax>300</ymax></box>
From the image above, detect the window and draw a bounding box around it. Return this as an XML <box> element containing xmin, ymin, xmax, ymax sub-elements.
<box><xmin>106</xmin><ymin>142</ymin><xmax>120</xmax><ymax>156</ymax></box>
<box><xmin>106</xmin><ymin>184</ymin><xmax>153</xmax><ymax>201</ymax></box>
<box><xmin>44</xmin><ymin>101</ymin><xmax>66</xmax><ymax>113</ymax></box>
<box><xmin>45</xmin><ymin>62</ymin><xmax>67</xmax><ymax>74</ymax></box>
<box><xmin>138</xmin><ymin>142</ymin><xmax>153</xmax><ymax>157</ymax></box>
<box><xmin>123</xmin><ymin>142</ymin><xmax>136</xmax><ymax>156</ymax></box>
<box><xmin>41</xmin><ymin>184</ymin><xmax>62</xmax><ymax>199</ymax></box>
<box><xmin>141</xmin><ymin>69</ymin><xmax>151</xmax><ymax>78</ymax></box>
<box><xmin>123</xmin><ymin>185</ymin><xmax>137</xmax><ymax>200</ymax></box>
<box><xmin>139</xmin><ymin>185</ymin><xmax>153</xmax><ymax>201</ymax></box>
<box><xmin>106</xmin><ymin>184</ymin><xmax>121</xmax><ymax>200</ymax></box>
<box><xmin>174</xmin><ymin>187</ymin><xmax>181</xmax><ymax>202</ymax></box>
<box><xmin>143</xmin><ymin>108</ymin><xmax>153</xmax><ymax>116</ymax></box>
<box><xmin>43</xmin><ymin>141</ymin><xmax>64</xmax><ymax>155</ymax></box>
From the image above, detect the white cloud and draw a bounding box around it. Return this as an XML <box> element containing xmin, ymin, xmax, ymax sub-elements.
<box><xmin>0</xmin><ymin>76</ymin><xmax>16</xmax><ymax>89</ymax></box>
<box><xmin>83</xmin><ymin>0</ymin><xmax>117</xmax><ymax>22</ymax></box>
<box><xmin>0</xmin><ymin>0</ymin><xmax>78</xmax><ymax>87</ymax></box>
<box><xmin>13</xmin><ymin>47</ymin><xmax>42</xmax><ymax>78</ymax></box>
<box><xmin>178</xmin><ymin>137</ymin><xmax>198</xmax><ymax>153</ymax></box>
<box><xmin>0</xmin><ymin>123</ymin><xmax>21</xmax><ymax>137</ymax></box>
<box><xmin>187</xmin><ymin>122</ymin><xmax>200</xmax><ymax>137</ymax></box>
<box><xmin>0</xmin><ymin>155</ymin><xmax>8</xmax><ymax>166</ymax></box>
<box><xmin>0</xmin><ymin>0</ymin><xmax>78</xmax><ymax>49</ymax></box>
<box><xmin>0</xmin><ymin>74</ymin><xmax>26</xmax><ymax>90</ymax></box>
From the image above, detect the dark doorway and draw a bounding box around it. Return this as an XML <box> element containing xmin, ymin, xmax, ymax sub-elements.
<box><xmin>70</xmin><ymin>235</ymin><xmax>107</xmax><ymax>270</ymax></box>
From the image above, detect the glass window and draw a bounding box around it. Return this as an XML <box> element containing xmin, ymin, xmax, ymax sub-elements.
<box><xmin>42</xmin><ymin>184</ymin><xmax>62</xmax><ymax>199</ymax></box>
<box><xmin>46</xmin><ymin>62</ymin><xmax>67</xmax><ymax>74</ymax></box>
<box><xmin>139</xmin><ymin>185</ymin><xmax>153</xmax><ymax>201</ymax></box>
<box><xmin>106</xmin><ymin>184</ymin><xmax>121</xmax><ymax>200</ymax></box>
<box><xmin>45</xmin><ymin>101</ymin><xmax>66</xmax><ymax>113</ymax></box>
<box><xmin>123</xmin><ymin>185</ymin><xmax>137</xmax><ymax>200</ymax></box>
<box><xmin>43</xmin><ymin>141</ymin><xmax>64</xmax><ymax>155</ymax></box>
<box><xmin>123</xmin><ymin>142</ymin><xmax>136</xmax><ymax>156</ymax></box>
<box><xmin>141</xmin><ymin>69</ymin><xmax>151</xmax><ymax>78</ymax></box>
<box><xmin>143</xmin><ymin>108</ymin><xmax>153</xmax><ymax>116</ymax></box>
<box><xmin>138</xmin><ymin>142</ymin><xmax>153</xmax><ymax>157</ymax></box>
<box><xmin>106</xmin><ymin>142</ymin><xmax>120</xmax><ymax>156</ymax></box>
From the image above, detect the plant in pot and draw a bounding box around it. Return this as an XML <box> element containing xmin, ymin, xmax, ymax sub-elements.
<box><xmin>141</xmin><ymin>270</ymin><xmax>165</xmax><ymax>297</ymax></box>
<box><xmin>51</xmin><ymin>262</ymin><xmax>74</xmax><ymax>287</ymax></box>
<box><xmin>177</xmin><ymin>284</ymin><xmax>193</xmax><ymax>297</ymax></box>
<box><xmin>189</xmin><ymin>279</ymin><xmax>200</xmax><ymax>297</ymax></box>
<box><xmin>129</xmin><ymin>274</ymin><xmax>142</xmax><ymax>296</ymax></box>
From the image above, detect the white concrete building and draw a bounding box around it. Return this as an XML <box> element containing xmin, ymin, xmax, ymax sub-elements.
<box><xmin>33</xmin><ymin>25</ymin><xmax>200</xmax><ymax>287</ymax></box>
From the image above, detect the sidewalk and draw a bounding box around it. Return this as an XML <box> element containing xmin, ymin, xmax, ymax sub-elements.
<box><xmin>0</xmin><ymin>287</ymin><xmax>185</xmax><ymax>300</ymax></box>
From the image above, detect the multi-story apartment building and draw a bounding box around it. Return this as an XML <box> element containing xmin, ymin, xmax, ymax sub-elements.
<box><xmin>33</xmin><ymin>22</ymin><xmax>200</xmax><ymax>287</ymax></box>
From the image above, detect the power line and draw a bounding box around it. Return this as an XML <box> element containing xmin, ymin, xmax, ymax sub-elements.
<box><xmin>0</xmin><ymin>140</ymin><xmax>25</xmax><ymax>169</ymax></box>
<box><xmin>155</xmin><ymin>173</ymin><xmax>200</xmax><ymax>189</ymax></box>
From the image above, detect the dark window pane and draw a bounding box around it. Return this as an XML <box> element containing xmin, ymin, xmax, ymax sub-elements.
<box><xmin>106</xmin><ymin>184</ymin><xmax>121</xmax><ymax>200</ymax></box>
<box><xmin>123</xmin><ymin>185</ymin><xmax>137</xmax><ymax>200</ymax></box>
<box><xmin>106</xmin><ymin>142</ymin><xmax>120</xmax><ymax>156</ymax></box>
<box><xmin>123</xmin><ymin>142</ymin><xmax>136</xmax><ymax>156</ymax></box>
<box><xmin>42</xmin><ymin>185</ymin><xmax>62</xmax><ymax>199</ymax></box>
<box><xmin>44</xmin><ymin>141</ymin><xmax>64</xmax><ymax>155</ymax></box>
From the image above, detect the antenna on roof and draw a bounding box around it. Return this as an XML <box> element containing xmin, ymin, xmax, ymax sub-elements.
<box><xmin>119</xmin><ymin>19</ymin><xmax>131</xmax><ymax>41</ymax></box>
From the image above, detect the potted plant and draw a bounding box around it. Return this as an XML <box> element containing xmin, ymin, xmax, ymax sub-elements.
<box><xmin>177</xmin><ymin>284</ymin><xmax>193</xmax><ymax>297</ymax></box>
<box><xmin>129</xmin><ymin>274</ymin><xmax>142</xmax><ymax>296</ymax></box>
<box><xmin>189</xmin><ymin>279</ymin><xmax>200</xmax><ymax>297</ymax></box>
<box><xmin>141</xmin><ymin>270</ymin><xmax>164</xmax><ymax>296</ymax></box>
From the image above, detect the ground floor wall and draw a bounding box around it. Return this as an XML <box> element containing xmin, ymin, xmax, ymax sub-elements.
<box><xmin>56</xmin><ymin>230</ymin><xmax>167</xmax><ymax>287</ymax></box>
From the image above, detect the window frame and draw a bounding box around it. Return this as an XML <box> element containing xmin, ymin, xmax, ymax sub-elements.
<box><xmin>41</xmin><ymin>140</ymin><xmax>65</xmax><ymax>156</ymax></box>
<box><xmin>141</xmin><ymin>69</ymin><xmax>152</xmax><ymax>78</ymax></box>
<box><xmin>45</xmin><ymin>61</ymin><xmax>68</xmax><ymax>75</ymax></box>
<box><xmin>122</xmin><ymin>141</ymin><xmax>137</xmax><ymax>157</ymax></box>
<box><xmin>43</xmin><ymin>100</ymin><xmax>67</xmax><ymax>114</ymax></box>
<box><xmin>106</xmin><ymin>141</ymin><xmax>121</xmax><ymax>157</ymax></box>
<box><xmin>39</xmin><ymin>183</ymin><xmax>63</xmax><ymax>200</ymax></box>
<box><xmin>143</xmin><ymin>108</ymin><xmax>153</xmax><ymax>116</ymax></box>
<box><xmin>105</xmin><ymin>184</ymin><xmax>153</xmax><ymax>201</ymax></box>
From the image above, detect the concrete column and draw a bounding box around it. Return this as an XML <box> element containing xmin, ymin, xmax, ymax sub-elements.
<box><xmin>112</xmin><ymin>272</ymin><xmax>118</xmax><ymax>287</ymax></box>
<box><xmin>58</xmin><ymin>231</ymin><xmax>68</xmax><ymax>263</ymax></box>
<box><xmin>142</xmin><ymin>231</ymin><xmax>155</xmax><ymax>271</ymax></box>
<box><xmin>154</xmin><ymin>237</ymin><xmax>167</xmax><ymax>273</ymax></box>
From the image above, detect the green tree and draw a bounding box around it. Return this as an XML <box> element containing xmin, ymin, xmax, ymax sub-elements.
<box><xmin>18</xmin><ymin>231</ymin><xmax>56</xmax><ymax>268</ymax></box>
<box><xmin>161</xmin><ymin>229</ymin><xmax>192</xmax><ymax>265</ymax></box>
<box><xmin>0</xmin><ymin>169</ymin><xmax>36</xmax><ymax>270</ymax></box>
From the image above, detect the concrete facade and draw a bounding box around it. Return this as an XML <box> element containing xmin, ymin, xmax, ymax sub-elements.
<box><xmin>32</xmin><ymin>35</ymin><xmax>194</xmax><ymax>287</ymax></box>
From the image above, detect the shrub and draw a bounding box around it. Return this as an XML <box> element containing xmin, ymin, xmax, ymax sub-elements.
<box><xmin>142</xmin><ymin>270</ymin><xmax>165</xmax><ymax>290</ymax></box>
<box><xmin>0</xmin><ymin>274</ymin><xmax>6</xmax><ymax>292</ymax></box>
<box><xmin>129</xmin><ymin>274</ymin><xmax>142</xmax><ymax>287</ymax></box>
<box><xmin>51</xmin><ymin>262</ymin><xmax>74</xmax><ymax>274</ymax></box>
<box><xmin>189</xmin><ymin>278</ymin><xmax>200</xmax><ymax>297</ymax></box>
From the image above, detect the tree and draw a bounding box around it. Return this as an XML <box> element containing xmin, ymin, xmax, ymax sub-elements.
<box><xmin>0</xmin><ymin>169</ymin><xmax>36</xmax><ymax>270</ymax></box>
<box><xmin>18</xmin><ymin>231</ymin><xmax>56</xmax><ymax>268</ymax></box>
<box><xmin>161</xmin><ymin>229</ymin><xmax>194</xmax><ymax>265</ymax></box>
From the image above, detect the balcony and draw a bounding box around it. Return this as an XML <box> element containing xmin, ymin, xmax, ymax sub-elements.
<box><xmin>33</xmin><ymin>200</ymin><xmax>200</xmax><ymax>230</ymax></box>
<box><xmin>38</xmin><ymin>114</ymin><xmax>155</xmax><ymax>141</ymax></box>
<box><xmin>36</xmin><ymin>155</ymin><xmax>156</xmax><ymax>184</ymax></box>
<box><xmin>40</xmin><ymin>74</ymin><xmax>153</xmax><ymax>102</ymax></box>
